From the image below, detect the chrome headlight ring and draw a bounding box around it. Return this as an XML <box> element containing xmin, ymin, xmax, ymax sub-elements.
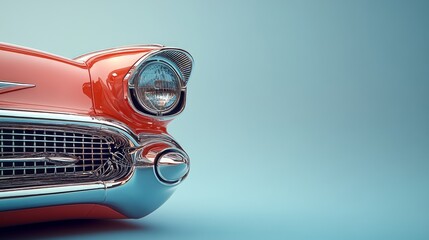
<box><xmin>127</xmin><ymin>48</ymin><xmax>193</xmax><ymax>118</ymax></box>
<box><xmin>133</xmin><ymin>59</ymin><xmax>182</xmax><ymax>115</ymax></box>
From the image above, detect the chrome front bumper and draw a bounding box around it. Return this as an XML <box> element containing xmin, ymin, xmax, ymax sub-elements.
<box><xmin>0</xmin><ymin>110</ymin><xmax>189</xmax><ymax>218</ymax></box>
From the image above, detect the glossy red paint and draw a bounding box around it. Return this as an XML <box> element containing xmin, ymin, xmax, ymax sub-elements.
<box><xmin>76</xmin><ymin>46</ymin><xmax>171</xmax><ymax>133</ymax></box>
<box><xmin>0</xmin><ymin>43</ymin><xmax>93</xmax><ymax>114</ymax></box>
<box><xmin>0</xmin><ymin>43</ymin><xmax>170</xmax><ymax>134</ymax></box>
<box><xmin>0</xmin><ymin>43</ymin><xmax>190</xmax><ymax>226</ymax></box>
<box><xmin>0</xmin><ymin>204</ymin><xmax>126</xmax><ymax>227</ymax></box>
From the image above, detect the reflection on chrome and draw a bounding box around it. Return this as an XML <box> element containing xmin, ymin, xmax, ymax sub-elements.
<box><xmin>0</xmin><ymin>43</ymin><xmax>193</xmax><ymax>226</ymax></box>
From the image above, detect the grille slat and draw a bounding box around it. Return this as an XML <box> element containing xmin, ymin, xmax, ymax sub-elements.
<box><xmin>0</xmin><ymin>145</ymin><xmax>108</xmax><ymax>150</ymax></box>
<box><xmin>0</xmin><ymin>164</ymin><xmax>103</xmax><ymax>170</ymax></box>
<box><xmin>0</xmin><ymin>126</ymin><xmax>131</xmax><ymax>189</ymax></box>
<box><xmin>0</xmin><ymin>132</ymin><xmax>100</xmax><ymax>140</ymax></box>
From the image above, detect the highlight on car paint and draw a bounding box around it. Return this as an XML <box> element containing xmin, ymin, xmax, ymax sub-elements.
<box><xmin>0</xmin><ymin>42</ymin><xmax>193</xmax><ymax>227</ymax></box>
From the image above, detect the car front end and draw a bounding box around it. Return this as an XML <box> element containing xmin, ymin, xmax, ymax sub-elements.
<box><xmin>0</xmin><ymin>43</ymin><xmax>193</xmax><ymax>226</ymax></box>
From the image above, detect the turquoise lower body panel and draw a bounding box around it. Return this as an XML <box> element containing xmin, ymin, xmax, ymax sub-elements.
<box><xmin>0</xmin><ymin>168</ymin><xmax>177</xmax><ymax>219</ymax></box>
<box><xmin>104</xmin><ymin>167</ymin><xmax>177</xmax><ymax>218</ymax></box>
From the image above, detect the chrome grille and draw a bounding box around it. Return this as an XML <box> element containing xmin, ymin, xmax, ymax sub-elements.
<box><xmin>0</xmin><ymin>126</ymin><xmax>132</xmax><ymax>189</ymax></box>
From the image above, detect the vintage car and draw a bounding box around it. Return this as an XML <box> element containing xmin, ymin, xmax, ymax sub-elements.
<box><xmin>0</xmin><ymin>42</ymin><xmax>193</xmax><ymax>226</ymax></box>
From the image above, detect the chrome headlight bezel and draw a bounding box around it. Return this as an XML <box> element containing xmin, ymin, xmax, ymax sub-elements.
<box><xmin>133</xmin><ymin>59</ymin><xmax>183</xmax><ymax>115</ymax></box>
<box><xmin>127</xmin><ymin>48</ymin><xmax>193</xmax><ymax>119</ymax></box>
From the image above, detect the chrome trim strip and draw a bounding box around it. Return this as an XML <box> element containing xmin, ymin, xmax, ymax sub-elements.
<box><xmin>0</xmin><ymin>81</ymin><xmax>35</xmax><ymax>94</ymax></box>
<box><xmin>0</xmin><ymin>42</ymin><xmax>84</xmax><ymax>65</ymax></box>
<box><xmin>0</xmin><ymin>182</ymin><xmax>104</xmax><ymax>199</ymax></box>
<box><xmin>73</xmin><ymin>44</ymin><xmax>164</xmax><ymax>62</ymax></box>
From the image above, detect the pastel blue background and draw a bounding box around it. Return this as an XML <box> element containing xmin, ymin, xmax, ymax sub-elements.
<box><xmin>1</xmin><ymin>0</ymin><xmax>429</xmax><ymax>239</ymax></box>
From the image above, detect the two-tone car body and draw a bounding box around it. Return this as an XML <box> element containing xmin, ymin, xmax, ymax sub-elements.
<box><xmin>0</xmin><ymin>43</ymin><xmax>193</xmax><ymax>226</ymax></box>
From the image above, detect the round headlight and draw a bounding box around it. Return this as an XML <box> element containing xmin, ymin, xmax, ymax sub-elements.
<box><xmin>134</xmin><ymin>61</ymin><xmax>181</xmax><ymax>114</ymax></box>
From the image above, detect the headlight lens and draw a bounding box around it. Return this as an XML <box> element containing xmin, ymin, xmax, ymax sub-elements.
<box><xmin>134</xmin><ymin>61</ymin><xmax>181</xmax><ymax>114</ymax></box>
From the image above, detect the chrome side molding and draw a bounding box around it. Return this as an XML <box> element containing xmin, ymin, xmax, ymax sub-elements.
<box><xmin>0</xmin><ymin>81</ymin><xmax>35</xmax><ymax>94</ymax></box>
